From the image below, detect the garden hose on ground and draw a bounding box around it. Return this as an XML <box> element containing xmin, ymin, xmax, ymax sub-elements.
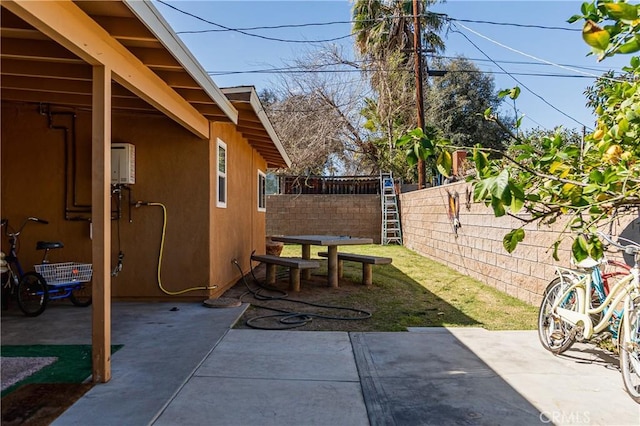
<box><xmin>231</xmin><ymin>257</ymin><xmax>372</xmax><ymax>330</ymax></box>
<box><xmin>137</xmin><ymin>202</ymin><xmax>216</xmax><ymax>295</ymax></box>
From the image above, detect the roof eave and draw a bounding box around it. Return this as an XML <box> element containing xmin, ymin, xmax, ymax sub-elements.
<box><xmin>223</xmin><ymin>86</ymin><xmax>292</xmax><ymax>169</ymax></box>
<box><xmin>123</xmin><ymin>0</ymin><xmax>238</xmax><ymax>125</ymax></box>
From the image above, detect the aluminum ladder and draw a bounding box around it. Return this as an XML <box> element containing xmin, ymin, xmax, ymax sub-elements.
<box><xmin>380</xmin><ymin>172</ymin><xmax>402</xmax><ymax>245</ymax></box>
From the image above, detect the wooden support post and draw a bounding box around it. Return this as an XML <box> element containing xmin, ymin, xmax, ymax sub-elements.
<box><xmin>301</xmin><ymin>244</ymin><xmax>311</xmax><ymax>280</ymax></box>
<box><xmin>266</xmin><ymin>264</ymin><xmax>276</xmax><ymax>285</ymax></box>
<box><xmin>289</xmin><ymin>267</ymin><xmax>301</xmax><ymax>292</ymax></box>
<box><xmin>91</xmin><ymin>65</ymin><xmax>112</xmax><ymax>383</ymax></box>
<box><xmin>363</xmin><ymin>264</ymin><xmax>373</xmax><ymax>286</ymax></box>
<box><xmin>328</xmin><ymin>245</ymin><xmax>338</xmax><ymax>288</ymax></box>
<box><xmin>338</xmin><ymin>260</ymin><xmax>344</xmax><ymax>278</ymax></box>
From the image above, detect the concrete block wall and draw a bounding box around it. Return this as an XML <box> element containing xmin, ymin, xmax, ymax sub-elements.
<box><xmin>266</xmin><ymin>194</ymin><xmax>382</xmax><ymax>243</ymax></box>
<box><xmin>400</xmin><ymin>181</ymin><xmax>637</xmax><ymax>306</ymax></box>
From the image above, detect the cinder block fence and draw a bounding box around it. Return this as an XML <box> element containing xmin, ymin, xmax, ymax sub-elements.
<box><xmin>267</xmin><ymin>182</ymin><xmax>638</xmax><ymax>305</ymax></box>
<box><xmin>266</xmin><ymin>194</ymin><xmax>382</xmax><ymax>244</ymax></box>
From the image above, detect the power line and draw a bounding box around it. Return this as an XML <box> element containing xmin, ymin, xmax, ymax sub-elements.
<box><xmin>158</xmin><ymin>1</ymin><xmax>581</xmax><ymax>45</ymax></box>
<box><xmin>453</xmin><ymin>21</ymin><xmax>625</xmax><ymax>83</ymax></box>
<box><xmin>208</xmin><ymin>66</ymin><xmax>603</xmax><ymax>79</ymax></box>
<box><xmin>156</xmin><ymin>0</ymin><xmax>357</xmax><ymax>44</ymax></box>
<box><xmin>450</xmin><ymin>23</ymin><xmax>592</xmax><ymax>130</ymax></box>
<box><xmin>443</xmin><ymin>15</ymin><xmax>580</xmax><ymax>32</ymax></box>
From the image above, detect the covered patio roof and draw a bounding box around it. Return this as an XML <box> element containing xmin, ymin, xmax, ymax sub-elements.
<box><xmin>1</xmin><ymin>0</ymin><xmax>289</xmax><ymax>168</ymax></box>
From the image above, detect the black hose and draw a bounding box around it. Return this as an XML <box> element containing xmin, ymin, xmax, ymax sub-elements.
<box><xmin>231</xmin><ymin>257</ymin><xmax>372</xmax><ymax>330</ymax></box>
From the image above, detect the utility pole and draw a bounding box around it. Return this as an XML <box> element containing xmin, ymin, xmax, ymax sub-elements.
<box><xmin>413</xmin><ymin>0</ymin><xmax>425</xmax><ymax>189</ymax></box>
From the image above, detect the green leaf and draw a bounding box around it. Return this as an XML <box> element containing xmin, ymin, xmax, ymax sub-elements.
<box><xmin>405</xmin><ymin>149</ymin><xmax>417</xmax><ymax>166</ymax></box>
<box><xmin>604</xmin><ymin>2</ymin><xmax>638</xmax><ymax>21</ymax></box>
<box><xmin>589</xmin><ymin>169</ymin><xmax>604</xmax><ymax>183</ymax></box>
<box><xmin>552</xmin><ymin>241</ymin><xmax>560</xmax><ymax>261</ymax></box>
<box><xmin>508</xmin><ymin>182</ymin><xmax>525</xmax><ymax>213</ymax></box>
<box><xmin>515</xmin><ymin>115</ymin><xmax>524</xmax><ymax>128</ymax></box>
<box><xmin>618</xmin><ymin>38</ymin><xmax>640</xmax><ymax>54</ymax></box>
<box><xmin>436</xmin><ymin>150</ymin><xmax>453</xmax><ymax>178</ymax></box>
<box><xmin>582</xmin><ymin>20</ymin><xmax>610</xmax><ymax>51</ymax></box>
<box><xmin>473</xmin><ymin>148</ymin><xmax>488</xmax><ymax>172</ymax></box>
<box><xmin>572</xmin><ymin>236</ymin><xmax>589</xmax><ymax>262</ymax></box>
<box><xmin>582</xmin><ymin>184</ymin><xmax>600</xmax><ymax>194</ymax></box>
<box><xmin>491</xmin><ymin>196</ymin><xmax>506</xmax><ymax>217</ymax></box>
<box><xmin>589</xmin><ymin>236</ymin><xmax>604</xmax><ymax>260</ymax></box>
<box><xmin>473</xmin><ymin>177</ymin><xmax>493</xmax><ymax>201</ymax></box>
<box><xmin>490</xmin><ymin>169</ymin><xmax>510</xmax><ymax>200</ymax></box>
<box><xmin>567</xmin><ymin>14</ymin><xmax>583</xmax><ymax>24</ymax></box>
<box><xmin>497</xmin><ymin>89</ymin><xmax>511</xmax><ymax>99</ymax></box>
<box><xmin>503</xmin><ymin>228</ymin><xmax>525</xmax><ymax>253</ymax></box>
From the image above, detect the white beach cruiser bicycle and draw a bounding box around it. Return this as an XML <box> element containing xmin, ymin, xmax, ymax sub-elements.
<box><xmin>537</xmin><ymin>232</ymin><xmax>640</xmax><ymax>403</ymax></box>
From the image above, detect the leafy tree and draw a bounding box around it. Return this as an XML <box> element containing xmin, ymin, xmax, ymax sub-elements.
<box><xmin>424</xmin><ymin>57</ymin><xmax>513</xmax><ymax>152</ymax></box>
<box><xmin>463</xmin><ymin>1</ymin><xmax>640</xmax><ymax>261</ymax></box>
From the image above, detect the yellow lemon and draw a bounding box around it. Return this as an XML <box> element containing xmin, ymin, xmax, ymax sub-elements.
<box><xmin>603</xmin><ymin>144</ymin><xmax>622</xmax><ymax>164</ymax></box>
<box><xmin>593</xmin><ymin>129</ymin><xmax>605</xmax><ymax>140</ymax></box>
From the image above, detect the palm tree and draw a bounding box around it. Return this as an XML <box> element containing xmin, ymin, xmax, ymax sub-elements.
<box><xmin>352</xmin><ymin>1</ymin><xmax>445</xmax><ymax>180</ymax></box>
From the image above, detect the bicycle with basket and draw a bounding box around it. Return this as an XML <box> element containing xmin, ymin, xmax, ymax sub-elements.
<box><xmin>1</xmin><ymin>217</ymin><xmax>93</xmax><ymax>317</ymax></box>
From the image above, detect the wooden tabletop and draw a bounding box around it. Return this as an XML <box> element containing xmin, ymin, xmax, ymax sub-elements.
<box><xmin>270</xmin><ymin>235</ymin><xmax>373</xmax><ymax>246</ymax></box>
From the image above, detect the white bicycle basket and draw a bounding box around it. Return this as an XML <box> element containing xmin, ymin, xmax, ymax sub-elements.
<box><xmin>34</xmin><ymin>262</ymin><xmax>93</xmax><ymax>285</ymax></box>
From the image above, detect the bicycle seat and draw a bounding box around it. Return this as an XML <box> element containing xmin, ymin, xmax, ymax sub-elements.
<box><xmin>571</xmin><ymin>256</ymin><xmax>601</xmax><ymax>269</ymax></box>
<box><xmin>36</xmin><ymin>241</ymin><xmax>64</xmax><ymax>250</ymax></box>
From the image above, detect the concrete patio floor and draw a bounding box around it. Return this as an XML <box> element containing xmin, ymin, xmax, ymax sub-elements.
<box><xmin>1</xmin><ymin>301</ymin><xmax>639</xmax><ymax>425</ymax></box>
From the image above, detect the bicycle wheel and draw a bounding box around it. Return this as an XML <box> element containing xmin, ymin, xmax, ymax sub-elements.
<box><xmin>69</xmin><ymin>281</ymin><xmax>92</xmax><ymax>307</ymax></box>
<box><xmin>17</xmin><ymin>272</ymin><xmax>48</xmax><ymax>317</ymax></box>
<box><xmin>538</xmin><ymin>275</ymin><xmax>578</xmax><ymax>354</ymax></box>
<box><xmin>620</xmin><ymin>298</ymin><xmax>640</xmax><ymax>403</ymax></box>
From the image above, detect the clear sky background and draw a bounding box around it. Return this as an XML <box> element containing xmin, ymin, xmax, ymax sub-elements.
<box><xmin>155</xmin><ymin>0</ymin><xmax>632</xmax><ymax>132</ymax></box>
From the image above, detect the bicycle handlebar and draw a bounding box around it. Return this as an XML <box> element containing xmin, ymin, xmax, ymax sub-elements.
<box><xmin>28</xmin><ymin>217</ymin><xmax>48</xmax><ymax>225</ymax></box>
<box><xmin>597</xmin><ymin>231</ymin><xmax>640</xmax><ymax>255</ymax></box>
<box><xmin>2</xmin><ymin>217</ymin><xmax>48</xmax><ymax>237</ymax></box>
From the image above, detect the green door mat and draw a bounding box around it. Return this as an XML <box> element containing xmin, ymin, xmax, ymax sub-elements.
<box><xmin>1</xmin><ymin>344</ymin><xmax>123</xmax><ymax>397</ymax></box>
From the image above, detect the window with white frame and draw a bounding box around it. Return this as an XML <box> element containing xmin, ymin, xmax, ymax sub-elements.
<box><xmin>217</xmin><ymin>139</ymin><xmax>227</xmax><ymax>208</ymax></box>
<box><xmin>258</xmin><ymin>170</ymin><xmax>266</xmax><ymax>212</ymax></box>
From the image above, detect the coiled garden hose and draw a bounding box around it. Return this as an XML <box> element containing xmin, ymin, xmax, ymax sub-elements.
<box><xmin>231</xmin><ymin>257</ymin><xmax>372</xmax><ymax>330</ymax></box>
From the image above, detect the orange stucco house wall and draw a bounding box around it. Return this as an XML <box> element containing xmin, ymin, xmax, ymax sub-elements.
<box><xmin>1</xmin><ymin>101</ymin><xmax>270</xmax><ymax>300</ymax></box>
<box><xmin>0</xmin><ymin>0</ymin><xmax>289</xmax><ymax>302</ymax></box>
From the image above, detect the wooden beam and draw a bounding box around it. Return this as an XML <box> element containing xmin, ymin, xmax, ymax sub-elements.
<box><xmin>1</xmin><ymin>74</ymin><xmax>148</xmax><ymax>100</ymax></box>
<box><xmin>1</xmin><ymin>38</ymin><xmax>83</xmax><ymax>63</ymax></box>
<box><xmin>91</xmin><ymin>16</ymin><xmax>157</xmax><ymax>42</ymax></box>
<box><xmin>91</xmin><ymin>65</ymin><xmax>112</xmax><ymax>384</ymax></box>
<box><xmin>3</xmin><ymin>0</ymin><xmax>209</xmax><ymax>139</ymax></box>
<box><xmin>0</xmin><ymin>87</ymin><xmax>159</xmax><ymax>112</ymax></box>
<box><xmin>1</xmin><ymin>58</ymin><xmax>92</xmax><ymax>80</ymax></box>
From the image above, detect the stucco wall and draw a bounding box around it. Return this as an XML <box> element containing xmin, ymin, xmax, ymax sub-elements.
<box><xmin>266</xmin><ymin>194</ymin><xmax>382</xmax><ymax>243</ymax></box>
<box><xmin>1</xmin><ymin>101</ymin><xmax>267</xmax><ymax>301</ymax></box>
<box><xmin>399</xmin><ymin>181</ymin><xmax>639</xmax><ymax>305</ymax></box>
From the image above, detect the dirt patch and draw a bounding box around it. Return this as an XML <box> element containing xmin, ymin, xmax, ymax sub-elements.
<box><xmin>222</xmin><ymin>265</ymin><xmax>378</xmax><ymax>331</ymax></box>
<box><xmin>1</xmin><ymin>383</ymin><xmax>93</xmax><ymax>425</ymax></box>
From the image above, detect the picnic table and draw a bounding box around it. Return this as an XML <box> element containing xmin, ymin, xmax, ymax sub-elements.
<box><xmin>269</xmin><ymin>235</ymin><xmax>373</xmax><ymax>288</ymax></box>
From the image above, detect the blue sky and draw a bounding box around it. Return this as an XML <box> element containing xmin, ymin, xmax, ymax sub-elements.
<box><xmin>156</xmin><ymin>1</ymin><xmax>632</xmax><ymax>132</ymax></box>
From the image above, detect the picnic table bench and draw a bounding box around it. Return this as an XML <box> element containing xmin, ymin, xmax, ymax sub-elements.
<box><xmin>318</xmin><ymin>252</ymin><xmax>392</xmax><ymax>286</ymax></box>
<box><xmin>251</xmin><ymin>254</ymin><xmax>320</xmax><ymax>292</ymax></box>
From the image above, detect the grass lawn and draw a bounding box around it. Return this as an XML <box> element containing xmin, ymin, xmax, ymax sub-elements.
<box><xmin>229</xmin><ymin>244</ymin><xmax>538</xmax><ymax>331</ymax></box>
